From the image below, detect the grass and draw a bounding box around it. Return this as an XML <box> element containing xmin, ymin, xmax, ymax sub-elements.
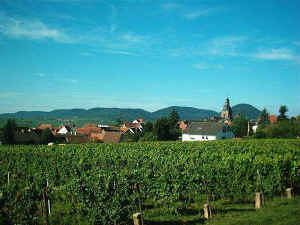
<box><xmin>143</xmin><ymin>196</ymin><xmax>300</xmax><ymax>225</ymax></box>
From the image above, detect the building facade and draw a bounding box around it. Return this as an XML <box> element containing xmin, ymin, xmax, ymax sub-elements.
<box><xmin>221</xmin><ymin>98</ymin><xmax>233</xmax><ymax>121</ymax></box>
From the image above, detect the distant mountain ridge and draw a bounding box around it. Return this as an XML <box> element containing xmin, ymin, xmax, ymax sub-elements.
<box><xmin>0</xmin><ymin>104</ymin><xmax>261</xmax><ymax>121</ymax></box>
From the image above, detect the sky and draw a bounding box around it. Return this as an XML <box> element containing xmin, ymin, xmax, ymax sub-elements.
<box><xmin>0</xmin><ymin>0</ymin><xmax>299</xmax><ymax>116</ymax></box>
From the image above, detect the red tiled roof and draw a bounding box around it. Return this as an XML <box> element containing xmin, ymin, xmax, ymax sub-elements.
<box><xmin>38</xmin><ymin>124</ymin><xmax>52</xmax><ymax>130</ymax></box>
<box><xmin>82</xmin><ymin>123</ymin><xmax>97</xmax><ymax>128</ymax></box>
<box><xmin>269</xmin><ymin>115</ymin><xmax>277</xmax><ymax>124</ymax></box>
<box><xmin>77</xmin><ymin>127</ymin><xmax>101</xmax><ymax>135</ymax></box>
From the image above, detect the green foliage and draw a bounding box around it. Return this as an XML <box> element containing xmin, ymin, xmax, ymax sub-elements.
<box><xmin>153</xmin><ymin>110</ymin><xmax>181</xmax><ymax>141</ymax></box>
<box><xmin>143</xmin><ymin>121</ymin><xmax>153</xmax><ymax>133</ymax></box>
<box><xmin>139</xmin><ymin>132</ymin><xmax>157</xmax><ymax>142</ymax></box>
<box><xmin>169</xmin><ymin>109</ymin><xmax>180</xmax><ymax>127</ymax></box>
<box><xmin>258</xmin><ymin>108</ymin><xmax>270</xmax><ymax>128</ymax></box>
<box><xmin>231</xmin><ymin>116</ymin><xmax>248</xmax><ymax>137</ymax></box>
<box><xmin>3</xmin><ymin>119</ymin><xmax>17</xmax><ymax>144</ymax></box>
<box><xmin>232</xmin><ymin>104</ymin><xmax>261</xmax><ymax>120</ymax></box>
<box><xmin>255</xmin><ymin>120</ymin><xmax>300</xmax><ymax>139</ymax></box>
<box><xmin>0</xmin><ymin>140</ymin><xmax>299</xmax><ymax>224</ymax></box>
<box><xmin>40</xmin><ymin>128</ymin><xmax>54</xmax><ymax>144</ymax></box>
<box><xmin>153</xmin><ymin>117</ymin><xmax>170</xmax><ymax>141</ymax></box>
<box><xmin>120</xmin><ymin>131</ymin><xmax>140</xmax><ymax>142</ymax></box>
<box><xmin>278</xmin><ymin>105</ymin><xmax>288</xmax><ymax>121</ymax></box>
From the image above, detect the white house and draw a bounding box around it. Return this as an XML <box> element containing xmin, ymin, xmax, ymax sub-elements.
<box><xmin>57</xmin><ymin>126</ymin><xmax>71</xmax><ymax>135</ymax></box>
<box><xmin>182</xmin><ymin>122</ymin><xmax>235</xmax><ymax>141</ymax></box>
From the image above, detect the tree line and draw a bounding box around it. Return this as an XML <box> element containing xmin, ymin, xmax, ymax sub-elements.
<box><xmin>121</xmin><ymin>109</ymin><xmax>181</xmax><ymax>142</ymax></box>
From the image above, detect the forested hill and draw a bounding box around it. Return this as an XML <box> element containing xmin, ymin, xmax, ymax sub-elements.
<box><xmin>0</xmin><ymin>104</ymin><xmax>261</xmax><ymax>121</ymax></box>
<box><xmin>232</xmin><ymin>104</ymin><xmax>261</xmax><ymax>120</ymax></box>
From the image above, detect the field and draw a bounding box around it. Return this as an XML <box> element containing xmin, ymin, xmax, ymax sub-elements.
<box><xmin>0</xmin><ymin>139</ymin><xmax>300</xmax><ymax>225</ymax></box>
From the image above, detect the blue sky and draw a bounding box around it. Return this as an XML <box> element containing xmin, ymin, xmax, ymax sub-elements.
<box><xmin>0</xmin><ymin>0</ymin><xmax>299</xmax><ymax>116</ymax></box>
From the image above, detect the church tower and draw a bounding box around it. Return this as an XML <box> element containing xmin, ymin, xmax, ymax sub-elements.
<box><xmin>221</xmin><ymin>98</ymin><xmax>233</xmax><ymax>121</ymax></box>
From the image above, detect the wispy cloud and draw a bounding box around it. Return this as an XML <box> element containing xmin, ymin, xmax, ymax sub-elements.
<box><xmin>121</xmin><ymin>33</ymin><xmax>145</xmax><ymax>43</ymax></box>
<box><xmin>161</xmin><ymin>3</ymin><xmax>182</xmax><ymax>11</ymax></box>
<box><xmin>208</xmin><ymin>36</ymin><xmax>247</xmax><ymax>56</ymax></box>
<box><xmin>36</xmin><ymin>73</ymin><xmax>46</xmax><ymax>77</ymax></box>
<box><xmin>62</xmin><ymin>79</ymin><xmax>78</xmax><ymax>84</ymax></box>
<box><xmin>0</xmin><ymin>12</ymin><xmax>74</xmax><ymax>43</ymax></box>
<box><xmin>0</xmin><ymin>92</ymin><xmax>23</xmax><ymax>99</ymax></box>
<box><xmin>80</xmin><ymin>52</ymin><xmax>95</xmax><ymax>57</ymax></box>
<box><xmin>293</xmin><ymin>41</ymin><xmax>300</xmax><ymax>46</ymax></box>
<box><xmin>253</xmin><ymin>48</ymin><xmax>295</xmax><ymax>60</ymax></box>
<box><xmin>193</xmin><ymin>63</ymin><xmax>224</xmax><ymax>70</ymax></box>
<box><xmin>184</xmin><ymin>8</ymin><xmax>222</xmax><ymax>19</ymax></box>
<box><xmin>104</xmin><ymin>50</ymin><xmax>137</xmax><ymax>56</ymax></box>
<box><xmin>193</xmin><ymin>63</ymin><xmax>209</xmax><ymax>70</ymax></box>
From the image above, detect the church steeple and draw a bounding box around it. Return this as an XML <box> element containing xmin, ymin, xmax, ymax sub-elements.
<box><xmin>221</xmin><ymin>98</ymin><xmax>232</xmax><ymax>121</ymax></box>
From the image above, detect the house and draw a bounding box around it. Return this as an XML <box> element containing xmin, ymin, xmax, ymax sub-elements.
<box><xmin>77</xmin><ymin>126</ymin><xmax>101</xmax><ymax>135</ymax></box>
<box><xmin>56</xmin><ymin>125</ymin><xmax>72</xmax><ymax>135</ymax></box>
<box><xmin>89</xmin><ymin>130</ymin><xmax>121</xmax><ymax>143</ymax></box>
<box><xmin>178</xmin><ymin>121</ymin><xmax>189</xmax><ymax>131</ymax></box>
<box><xmin>269</xmin><ymin>115</ymin><xmax>277</xmax><ymax>124</ymax></box>
<box><xmin>182</xmin><ymin>122</ymin><xmax>235</xmax><ymax>141</ymax></box>
<box><xmin>121</xmin><ymin>120</ymin><xmax>144</xmax><ymax>134</ymax></box>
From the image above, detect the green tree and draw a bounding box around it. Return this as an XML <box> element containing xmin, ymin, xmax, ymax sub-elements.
<box><xmin>40</xmin><ymin>128</ymin><xmax>54</xmax><ymax>144</ymax></box>
<box><xmin>258</xmin><ymin>108</ymin><xmax>270</xmax><ymax>128</ymax></box>
<box><xmin>278</xmin><ymin>105</ymin><xmax>288</xmax><ymax>121</ymax></box>
<box><xmin>144</xmin><ymin>121</ymin><xmax>153</xmax><ymax>133</ymax></box>
<box><xmin>169</xmin><ymin>109</ymin><xmax>180</xmax><ymax>127</ymax></box>
<box><xmin>120</xmin><ymin>131</ymin><xmax>140</xmax><ymax>142</ymax></box>
<box><xmin>115</xmin><ymin>118</ymin><xmax>123</xmax><ymax>126</ymax></box>
<box><xmin>231</xmin><ymin>116</ymin><xmax>248</xmax><ymax>138</ymax></box>
<box><xmin>153</xmin><ymin>117</ymin><xmax>170</xmax><ymax>141</ymax></box>
<box><xmin>3</xmin><ymin>119</ymin><xmax>17</xmax><ymax>144</ymax></box>
<box><xmin>139</xmin><ymin>132</ymin><xmax>157</xmax><ymax>142</ymax></box>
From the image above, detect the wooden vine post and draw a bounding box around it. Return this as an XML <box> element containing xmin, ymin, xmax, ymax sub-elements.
<box><xmin>255</xmin><ymin>192</ymin><xmax>263</xmax><ymax>209</ymax></box>
<box><xmin>136</xmin><ymin>184</ymin><xmax>144</xmax><ymax>225</ymax></box>
<box><xmin>43</xmin><ymin>179</ymin><xmax>50</xmax><ymax>225</ymax></box>
<box><xmin>255</xmin><ymin>169</ymin><xmax>264</xmax><ymax>209</ymax></box>
<box><xmin>133</xmin><ymin>212</ymin><xmax>142</xmax><ymax>225</ymax></box>
<box><xmin>203</xmin><ymin>203</ymin><xmax>212</xmax><ymax>219</ymax></box>
<box><xmin>286</xmin><ymin>188</ymin><xmax>293</xmax><ymax>199</ymax></box>
<box><xmin>7</xmin><ymin>171</ymin><xmax>10</xmax><ymax>185</ymax></box>
<box><xmin>202</xmin><ymin>176</ymin><xmax>212</xmax><ymax>219</ymax></box>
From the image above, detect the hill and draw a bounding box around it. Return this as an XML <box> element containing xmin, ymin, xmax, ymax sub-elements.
<box><xmin>152</xmin><ymin>106</ymin><xmax>219</xmax><ymax>120</ymax></box>
<box><xmin>0</xmin><ymin>104</ymin><xmax>261</xmax><ymax>124</ymax></box>
<box><xmin>232</xmin><ymin>104</ymin><xmax>261</xmax><ymax>119</ymax></box>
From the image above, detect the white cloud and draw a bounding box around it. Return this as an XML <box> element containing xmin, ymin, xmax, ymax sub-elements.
<box><xmin>293</xmin><ymin>41</ymin><xmax>300</xmax><ymax>46</ymax></box>
<box><xmin>184</xmin><ymin>7</ymin><xmax>225</xmax><ymax>19</ymax></box>
<box><xmin>121</xmin><ymin>33</ymin><xmax>146</xmax><ymax>43</ymax></box>
<box><xmin>184</xmin><ymin>9</ymin><xmax>214</xmax><ymax>19</ymax></box>
<box><xmin>0</xmin><ymin>13</ymin><xmax>74</xmax><ymax>43</ymax></box>
<box><xmin>104</xmin><ymin>50</ymin><xmax>137</xmax><ymax>56</ymax></box>
<box><xmin>0</xmin><ymin>92</ymin><xmax>23</xmax><ymax>99</ymax></box>
<box><xmin>208</xmin><ymin>36</ymin><xmax>247</xmax><ymax>56</ymax></box>
<box><xmin>161</xmin><ymin>3</ymin><xmax>182</xmax><ymax>11</ymax></box>
<box><xmin>80</xmin><ymin>52</ymin><xmax>95</xmax><ymax>56</ymax></box>
<box><xmin>193</xmin><ymin>63</ymin><xmax>209</xmax><ymax>70</ymax></box>
<box><xmin>253</xmin><ymin>48</ymin><xmax>295</xmax><ymax>60</ymax></box>
<box><xmin>193</xmin><ymin>63</ymin><xmax>224</xmax><ymax>70</ymax></box>
<box><xmin>36</xmin><ymin>73</ymin><xmax>46</xmax><ymax>77</ymax></box>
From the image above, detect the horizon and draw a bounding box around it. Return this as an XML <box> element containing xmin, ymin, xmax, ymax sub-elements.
<box><xmin>0</xmin><ymin>102</ymin><xmax>275</xmax><ymax>116</ymax></box>
<box><xmin>0</xmin><ymin>0</ymin><xmax>299</xmax><ymax>116</ymax></box>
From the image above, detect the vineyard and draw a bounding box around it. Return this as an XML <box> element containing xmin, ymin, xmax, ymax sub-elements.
<box><xmin>0</xmin><ymin>139</ymin><xmax>300</xmax><ymax>225</ymax></box>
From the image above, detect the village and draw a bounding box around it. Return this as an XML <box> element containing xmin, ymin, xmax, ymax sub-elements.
<box><xmin>0</xmin><ymin>98</ymin><xmax>286</xmax><ymax>145</ymax></box>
